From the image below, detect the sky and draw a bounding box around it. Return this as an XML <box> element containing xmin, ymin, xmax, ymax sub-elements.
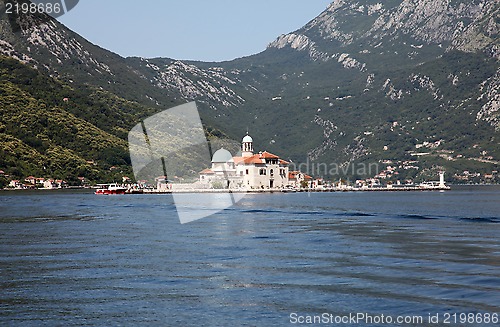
<box><xmin>58</xmin><ymin>0</ymin><xmax>332</xmax><ymax>62</ymax></box>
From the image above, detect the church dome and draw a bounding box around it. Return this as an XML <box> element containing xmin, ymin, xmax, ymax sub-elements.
<box><xmin>212</xmin><ymin>148</ymin><xmax>233</xmax><ymax>163</ymax></box>
<box><xmin>242</xmin><ymin>134</ymin><xmax>253</xmax><ymax>143</ymax></box>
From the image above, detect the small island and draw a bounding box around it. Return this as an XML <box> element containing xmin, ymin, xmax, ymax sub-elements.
<box><xmin>93</xmin><ymin>133</ymin><xmax>451</xmax><ymax>195</ymax></box>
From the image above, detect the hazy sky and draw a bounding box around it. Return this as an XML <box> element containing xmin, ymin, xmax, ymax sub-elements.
<box><xmin>58</xmin><ymin>0</ymin><xmax>332</xmax><ymax>62</ymax></box>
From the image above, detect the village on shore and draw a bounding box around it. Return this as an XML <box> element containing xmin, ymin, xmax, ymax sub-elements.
<box><xmin>2</xmin><ymin>133</ymin><xmax>454</xmax><ymax>193</ymax></box>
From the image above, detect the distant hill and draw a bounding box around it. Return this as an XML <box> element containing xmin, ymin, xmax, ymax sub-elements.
<box><xmin>1</xmin><ymin>0</ymin><xmax>499</xmax><ymax>185</ymax></box>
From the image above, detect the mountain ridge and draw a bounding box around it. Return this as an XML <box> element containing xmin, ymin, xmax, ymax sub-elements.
<box><xmin>1</xmin><ymin>0</ymin><xmax>499</xmax><ymax>184</ymax></box>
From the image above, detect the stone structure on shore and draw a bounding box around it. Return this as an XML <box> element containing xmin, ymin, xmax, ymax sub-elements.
<box><xmin>199</xmin><ymin>134</ymin><xmax>290</xmax><ymax>190</ymax></box>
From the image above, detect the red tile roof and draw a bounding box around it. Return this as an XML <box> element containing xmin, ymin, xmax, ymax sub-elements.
<box><xmin>232</xmin><ymin>157</ymin><xmax>245</xmax><ymax>165</ymax></box>
<box><xmin>259</xmin><ymin>151</ymin><xmax>279</xmax><ymax>159</ymax></box>
<box><xmin>288</xmin><ymin>171</ymin><xmax>312</xmax><ymax>180</ymax></box>
<box><xmin>230</xmin><ymin>151</ymin><xmax>283</xmax><ymax>166</ymax></box>
<box><xmin>234</xmin><ymin>155</ymin><xmax>264</xmax><ymax>165</ymax></box>
<box><xmin>244</xmin><ymin>156</ymin><xmax>264</xmax><ymax>164</ymax></box>
<box><xmin>199</xmin><ymin>169</ymin><xmax>215</xmax><ymax>174</ymax></box>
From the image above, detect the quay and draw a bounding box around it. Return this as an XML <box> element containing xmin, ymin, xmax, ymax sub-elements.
<box><xmin>125</xmin><ymin>185</ymin><xmax>451</xmax><ymax>195</ymax></box>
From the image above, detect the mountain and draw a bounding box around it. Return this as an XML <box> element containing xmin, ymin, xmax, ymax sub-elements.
<box><xmin>0</xmin><ymin>0</ymin><xmax>235</xmax><ymax>186</ymax></box>
<box><xmin>1</xmin><ymin>0</ymin><xmax>499</xmax><ymax>184</ymax></box>
<box><xmin>0</xmin><ymin>0</ymin><xmax>188</xmax><ymax>185</ymax></box>
<box><xmin>0</xmin><ymin>0</ymin><xmax>188</xmax><ymax>108</ymax></box>
<box><xmin>152</xmin><ymin>0</ymin><xmax>500</xmax><ymax>183</ymax></box>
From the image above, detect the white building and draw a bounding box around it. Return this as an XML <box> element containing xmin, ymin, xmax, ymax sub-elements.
<box><xmin>199</xmin><ymin>133</ymin><xmax>290</xmax><ymax>190</ymax></box>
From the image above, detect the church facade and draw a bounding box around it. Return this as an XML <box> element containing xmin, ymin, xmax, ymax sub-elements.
<box><xmin>199</xmin><ymin>134</ymin><xmax>290</xmax><ymax>190</ymax></box>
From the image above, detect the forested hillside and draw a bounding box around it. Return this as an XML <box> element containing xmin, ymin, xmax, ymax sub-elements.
<box><xmin>0</xmin><ymin>56</ymin><xmax>144</xmax><ymax>186</ymax></box>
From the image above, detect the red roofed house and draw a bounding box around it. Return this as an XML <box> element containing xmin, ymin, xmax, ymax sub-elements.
<box><xmin>199</xmin><ymin>133</ymin><xmax>290</xmax><ymax>189</ymax></box>
<box><xmin>288</xmin><ymin>171</ymin><xmax>313</xmax><ymax>188</ymax></box>
<box><xmin>24</xmin><ymin>176</ymin><xmax>36</xmax><ymax>185</ymax></box>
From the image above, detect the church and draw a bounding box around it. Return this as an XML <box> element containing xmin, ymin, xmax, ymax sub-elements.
<box><xmin>199</xmin><ymin>133</ymin><xmax>290</xmax><ymax>189</ymax></box>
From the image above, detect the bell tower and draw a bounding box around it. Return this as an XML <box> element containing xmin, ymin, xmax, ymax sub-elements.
<box><xmin>242</xmin><ymin>133</ymin><xmax>253</xmax><ymax>157</ymax></box>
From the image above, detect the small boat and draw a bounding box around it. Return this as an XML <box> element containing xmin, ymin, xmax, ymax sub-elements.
<box><xmin>418</xmin><ymin>181</ymin><xmax>450</xmax><ymax>190</ymax></box>
<box><xmin>95</xmin><ymin>183</ymin><xmax>127</xmax><ymax>195</ymax></box>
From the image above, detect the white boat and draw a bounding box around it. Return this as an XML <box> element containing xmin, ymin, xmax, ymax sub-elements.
<box><xmin>95</xmin><ymin>183</ymin><xmax>128</xmax><ymax>195</ymax></box>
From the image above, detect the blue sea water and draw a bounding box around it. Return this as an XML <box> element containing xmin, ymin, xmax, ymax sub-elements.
<box><xmin>0</xmin><ymin>186</ymin><xmax>499</xmax><ymax>326</ymax></box>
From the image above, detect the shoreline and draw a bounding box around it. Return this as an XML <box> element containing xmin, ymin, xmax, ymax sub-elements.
<box><xmin>128</xmin><ymin>185</ymin><xmax>452</xmax><ymax>194</ymax></box>
<box><xmin>10</xmin><ymin>184</ymin><xmax>500</xmax><ymax>194</ymax></box>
